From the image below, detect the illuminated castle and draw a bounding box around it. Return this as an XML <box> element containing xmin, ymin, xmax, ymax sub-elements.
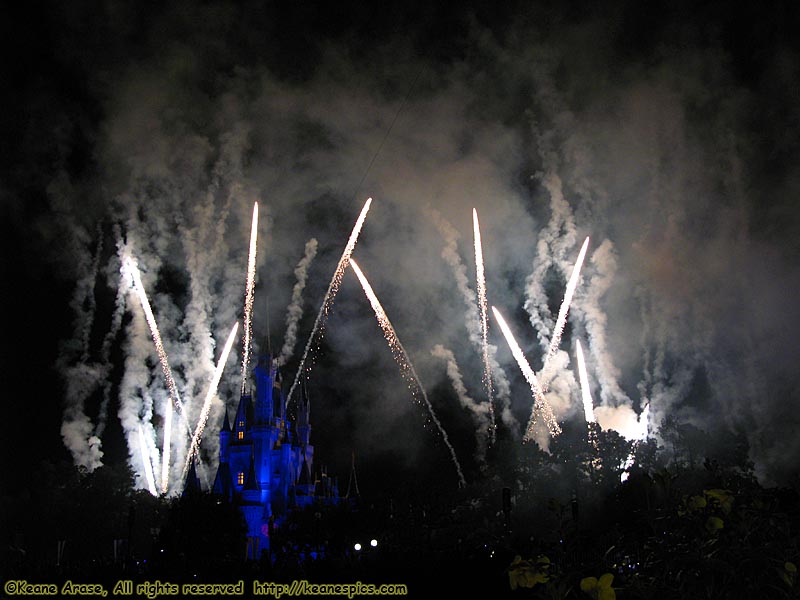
<box><xmin>184</xmin><ymin>354</ymin><xmax>340</xmax><ymax>559</ymax></box>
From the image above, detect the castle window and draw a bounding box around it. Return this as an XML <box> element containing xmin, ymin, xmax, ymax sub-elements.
<box><xmin>237</xmin><ymin>471</ymin><xmax>244</xmax><ymax>485</ymax></box>
<box><xmin>238</xmin><ymin>431</ymin><xmax>244</xmax><ymax>440</ymax></box>
<box><xmin>239</xmin><ymin>420</ymin><xmax>244</xmax><ymax>428</ymax></box>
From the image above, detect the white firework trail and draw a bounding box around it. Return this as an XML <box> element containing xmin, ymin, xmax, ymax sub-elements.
<box><xmin>183</xmin><ymin>321</ymin><xmax>239</xmax><ymax>483</ymax></box>
<box><xmin>426</xmin><ymin>207</ymin><xmax>518</xmax><ymax>433</ymax></box>
<box><xmin>350</xmin><ymin>260</ymin><xmax>466</xmax><ymax>488</ymax></box>
<box><xmin>121</xmin><ymin>255</ymin><xmax>184</xmax><ymax>415</ymax></box>
<box><xmin>121</xmin><ymin>254</ymin><xmax>185</xmax><ymax>495</ymax></box>
<box><xmin>277</xmin><ymin>238</ymin><xmax>319</xmax><ymax>367</ymax></box>
<box><xmin>138</xmin><ymin>424</ymin><xmax>158</xmax><ymax>496</ymax></box>
<box><xmin>576</xmin><ymin>338</ymin><xmax>600</xmax><ymax>465</ymax></box>
<box><xmin>287</xmin><ymin>197</ymin><xmax>372</xmax><ymax>407</ymax></box>
<box><xmin>491</xmin><ymin>306</ymin><xmax>561</xmax><ymax>440</ymax></box>
<box><xmin>540</xmin><ymin>236</ymin><xmax>590</xmax><ymax>387</ymax></box>
<box><xmin>472</xmin><ymin>208</ymin><xmax>496</xmax><ymax>444</ymax></box>
<box><xmin>241</xmin><ymin>201</ymin><xmax>258</xmax><ymax>395</ymax></box>
<box><xmin>575</xmin><ymin>339</ymin><xmax>595</xmax><ymax>423</ymax></box>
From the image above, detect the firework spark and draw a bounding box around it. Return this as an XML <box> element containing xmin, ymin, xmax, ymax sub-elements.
<box><xmin>540</xmin><ymin>237</ymin><xmax>590</xmax><ymax>386</ymax></box>
<box><xmin>183</xmin><ymin>321</ymin><xmax>239</xmax><ymax>483</ymax></box>
<box><xmin>350</xmin><ymin>259</ymin><xmax>466</xmax><ymax>488</ymax></box>
<box><xmin>241</xmin><ymin>201</ymin><xmax>258</xmax><ymax>395</ymax></box>
<box><xmin>473</xmin><ymin>208</ymin><xmax>496</xmax><ymax>444</ymax></box>
<box><xmin>287</xmin><ymin>197</ymin><xmax>372</xmax><ymax>407</ymax></box>
<box><xmin>138</xmin><ymin>424</ymin><xmax>158</xmax><ymax>496</ymax></box>
<box><xmin>491</xmin><ymin>306</ymin><xmax>561</xmax><ymax>440</ymax></box>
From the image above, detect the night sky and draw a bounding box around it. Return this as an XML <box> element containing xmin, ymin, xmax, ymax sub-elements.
<box><xmin>2</xmin><ymin>0</ymin><xmax>800</xmax><ymax>498</ymax></box>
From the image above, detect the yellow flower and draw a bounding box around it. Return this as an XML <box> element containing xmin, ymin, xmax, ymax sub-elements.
<box><xmin>705</xmin><ymin>516</ymin><xmax>724</xmax><ymax>533</ymax></box>
<box><xmin>781</xmin><ymin>562</ymin><xmax>797</xmax><ymax>588</ymax></box>
<box><xmin>580</xmin><ymin>573</ymin><xmax>616</xmax><ymax>600</ymax></box>
<box><xmin>703</xmin><ymin>489</ymin><xmax>734</xmax><ymax>514</ymax></box>
<box><xmin>508</xmin><ymin>555</ymin><xmax>550</xmax><ymax>590</ymax></box>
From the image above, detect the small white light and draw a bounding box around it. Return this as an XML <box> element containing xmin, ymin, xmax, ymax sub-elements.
<box><xmin>370</xmin><ymin>539</ymin><xmax>378</xmax><ymax>547</ymax></box>
<box><xmin>354</xmin><ymin>543</ymin><xmax>362</xmax><ymax>551</ymax></box>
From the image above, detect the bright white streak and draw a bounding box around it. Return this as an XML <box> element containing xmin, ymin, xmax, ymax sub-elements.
<box><xmin>138</xmin><ymin>425</ymin><xmax>157</xmax><ymax>496</ymax></box>
<box><xmin>575</xmin><ymin>340</ymin><xmax>595</xmax><ymax>423</ymax></box>
<box><xmin>241</xmin><ymin>201</ymin><xmax>258</xmax><ymax>395</ymax></box>
<box><xmin>183</xmin><ymin>321</ymin><xmax>239</xmax><ymax>483</ymax></box>
<box><xmin>121</xmin><ymin>255</ymin><xmax>182</xmax><ymax>495</ymax></box>
<box><xmin>491</xmin><ymin>306</ymin><xmax>561</xmax><ymax>440</ymax></box>
<box><xmin>473</xmin><ymin>208</ymin><xmax>496</xmax><ymax>444</ymax></box>
<box><xmin>620</xmin><ymin>406</ymin><xmax>650</xmax><ymax>481</ymax></box>
<box><xmin>287</xmin><ymin>197</ymin><xmax>372</xmax><ymax>408</ymax></box>
<box><xmin>540</xmin><ymin>236</ymin><xmax>590</xmax><ymax>386</ymax></box>
<box><xmin>122</xmin><ymin>256</ymin><xmax>183</xmax><ymax>415</ymax></box>
<box><xmin>350</xmin><ymin>260</ymin><xmax>466</xmax><ymax>488</ymax></box>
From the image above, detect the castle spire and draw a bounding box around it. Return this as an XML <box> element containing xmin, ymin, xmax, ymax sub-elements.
<box><xmin>182</xmin><ymin>457</ymin><xmax>201</xmax><ymax>496</ymax></box>
<box><xmin>243</xmin><ymin>452</ymin><xmax>260</xmax><ymax>492</ymax></box>
<box><xmin>345</xmin><ymin>451</ymin><xmax>360</xmax><ymax>499</ymax></box>
<box><xmin>221</xmin><ymin>408</ymin><xmax>232</xmax><ymax>433</ymax></box>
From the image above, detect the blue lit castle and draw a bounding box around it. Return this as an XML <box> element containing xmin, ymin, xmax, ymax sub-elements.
<box><xmin>184</xmin><ymin>354</ymin><xmax>340</xmax><ymax>558</ymax></box>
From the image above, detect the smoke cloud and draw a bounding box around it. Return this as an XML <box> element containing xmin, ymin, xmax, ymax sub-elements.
<box><xmin>431</xmin><ymin>344</ymin><xmax>490</xmax><ymax>464</ymax></box>
<box><xmin>10</xmin><ymin>2</ymin><xmax>798</xmax><ymax>489</ymax></box>
<box><xmin>278</xmin><ymin>238</ymin><xmax>319</xmax><ymax>366</ymax></box>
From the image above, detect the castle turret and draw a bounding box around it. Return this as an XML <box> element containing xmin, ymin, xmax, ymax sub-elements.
<box><xmin>253</xmin><ymin>355</ymin><xmax>277</xmax><ymax>425</ymax></box>
<box><xmin>182</xmin><ymin>457</ymin><xmax>201</xmax><ymax>497</ymax></box>
<box><xmin>232</xmin><ymin>392</ymin><xmax>252</xmax><ymax>444</ymax></box>
<box><xmin>219</xmin><ymin>409</ymin><xmax>232</xmax><ymax>462</ymax></box>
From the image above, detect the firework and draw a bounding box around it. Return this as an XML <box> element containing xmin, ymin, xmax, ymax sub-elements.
<box><xmin>240</xmin><ymin>202</ymin><xmax>258</xmax><ymax>395</ymax></box>
<box><xmin>287</xmin><ymin>197</ymin><xmax>372</xmax><ymax>407</ymax></box>
<box><xmin>491</xmin><ymin>306</ymin><xmax>561</xmax><ymax>440</ymax></box>
<box><xmin>121</xmin><ymin>256</ymin><xmax>184</xmax><ymax>415</ymax></box>
<box><xmin>473</xmin><ymin>208</ymin><xmax>496</xmax><ymax>444</ymax></box>
<box><xmin>540</xmin><ymin>236</ymin><xmax>589</xmax><ymax>386</ymax></box>
<box><xmin>183</xmin><ymin>321</ymin><xmax>239</xmax><ymax>482</ymax></box>
<box><xmin>351</xmin><ymin>259</ymin><xmax>466</xmax><ymax>488</ymax></box>
<box><xmin>138</xmin><ymin>424</ymin><xmax>158</xmax><ymax>496</ymax></box>
<box><xmin>121</xmin><ymin>255</ymin><xmax>185</xmax><ymax>494</ymax></box>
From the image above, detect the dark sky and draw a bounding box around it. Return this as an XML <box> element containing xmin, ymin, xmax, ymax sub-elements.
<box><xmin>2</xmin><ymin>0</ymin><xmax>800</xmax><ymax>497</ymax></box>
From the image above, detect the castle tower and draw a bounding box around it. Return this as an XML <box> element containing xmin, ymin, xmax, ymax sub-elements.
<box><xmin>229</xmin><ymin>391</ymin><xmax>253</xmax><ymax>494</ymax></box>
<box><xmin>252</xmin><ymin>355</ymin><xmax>277</xmax><ymax>504</ymax></box>
<box><xmin>241</xmin><ymin>453</ymin><xmax>266</xmax><ymax>560</ymax></box>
